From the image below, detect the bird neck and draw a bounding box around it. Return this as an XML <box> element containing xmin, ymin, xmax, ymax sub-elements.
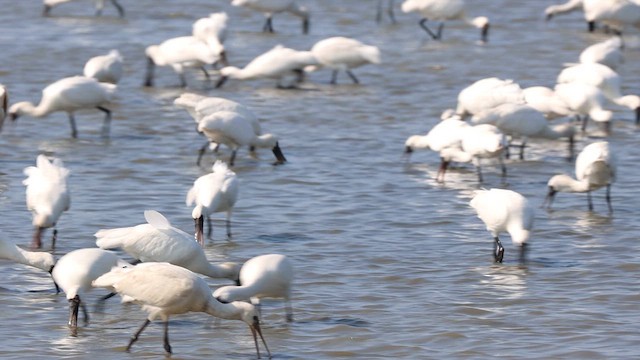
<box><xmin>551</xmin><ymin>174</ymin><xmax>591</xmax><ymax>193</ymax></box>
<box><xmin>0</xmin><ymin>241</ymin><xmax>52</xmax><ymax>272</ymax></box>
<box><xmin>15</xmin><ymin>101</ymin><xmax>50</xmax><ymax>118</ymax></box>
<box><xmin>204</xmin><ymin>297</ymin><xmax>242</xmax><ymax>320</ymax></box>
<box><xmin>250</xmin><ymin>134</ymin><xmax>276</xmax><ymax>149</ymax></box>
<box><xmin>201</xmin><ymin>262</ymin><xmax>237</xmax><ymax>281</ymax></box>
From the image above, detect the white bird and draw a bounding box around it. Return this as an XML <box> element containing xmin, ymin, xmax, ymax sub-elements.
<box><xmin>557</xmin><ymin>62</ymin><xmax>640</xmax><ymax>124</ymax></box>
<box><xmin>144</xmin><ymin>36</ymin><xmax>219</xmax><ymax>88</ymax></box>
<box><xmin>232</xmin><ymin>0</ymin><xmax>310</xmax><ymax>34</ymax></box>
<box><xmin>523</xmin><ymin>86</ymin><xmax>572</xmax><ymax>120</ymax></box>
<box><xmin>83</xmin><ymin>49</ymin><xmax>124</xmax><ymax>84</ymax></box>
<box><xmin>7</xmin><ymin>76</ymin><xmax>116</xmax><ymax>138</ymax></box>
<box><xmin>214</xmin><ymin>254</ymin><xmax>294</xmax><ymax>322</ymax></box>
<box><xmin>545</xmin><ymin>141</ymin><xmax>616</xmax><ymax>212</ymax></box>
<box><xmin>0</xmin><ymin>84</ymin><xmax>7</xmax><ymax>130</ymax></box>
<box><xmin>472</xmin><ymin>103</ymin><xmax>576</xmax><ymax>160</ymax></box>
<box><xmin>186</xmin><ymin>161</ymin><xmax>239</xmax><ymax>244</ymax></box>
<box><xmin>582</xmin><ymin>0</ymin><xmax>640</xmax><ymax>34</ymax></box>
<box><xmin>95</xmin><ymin>210</ymin><xmax>240</xmax><ymax>281</ymax></box>
<box><xmin>23</xmin><ymin>155</ymin><xmax>71</xmax><ymax>249</ymax></box>
<box><xmin>43</xmin><ymin>0</ymin><xmax>125</xmax><ymax>17</ymax></box>
<box><xmin>401</xmin><ymin>0</ymin><xmax>490</xmax><ymax>42</ymax></box>
<box><xmin>470</xmin><ymin>188</ymin><xmax>534</xmax><ymax>263</ymax></box>
<box><xmin>376</xmin><ymin>0</ymin><xmax>397</xmax><ymax>23</ymax></box>
<box><xmin>197</xmin><ymin>110</ymin><xmax>287</xmax><ymax>166</ymax></box>
<box><xmin>456</xmin><ymin>77</ymin><xmax>525</xmax><ymax>119</ymax></box>
<box><xmin>544</xmin><ymin>0</ymin><xmax>584</xmax><ymax>21</ymax></box>
<box><xmin>92</xmin><ymin>262</ymin><xmax>271</xmax><ymax>357</ymax></box>
<box><xmin>0</xmin><ymin>237</ymin><xmax>57</xmax><ymax>290</ymax></box>
<box><xmin>215</xmin><ymin>45</ymin><xmax>318</xmax><ymax>89</ymax></box>
<box><xmin>192</xmin><ymin>12</ymin><xmax>229</xmax><ymax>67</ymax></box>
<box><xmin>51</xmin><ymin>248</ymin><xmax>129</xmax><ymax>332</ymax></box>
<box><xmin>307</xmin><ymin>37</ymin><xmax>381</xmax><ymax>84</ymax></box>
<box><xmin>578</xmin><ymin>37</ymin><xmax>623</xmax><ymax>70</ymax></box>
<box><xmin>554</xmin><ymin>82</ymin><xmax>613</xmax><ymax>133</ymax></box>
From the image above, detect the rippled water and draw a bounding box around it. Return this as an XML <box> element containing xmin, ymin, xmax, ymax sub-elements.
<box><xmin>1</xmin><ymin>0</ymin><xmax>640</xmax><ymax>359</ymax></box>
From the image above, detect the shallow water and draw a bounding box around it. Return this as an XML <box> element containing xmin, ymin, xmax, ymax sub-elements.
<box><xmin>1</xmin><ymin>0</ymin><xmax>640</xmax><ymax>359</ymax></box>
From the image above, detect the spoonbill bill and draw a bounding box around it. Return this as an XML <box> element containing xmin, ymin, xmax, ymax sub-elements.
<box><xmin>470</xmin><ymin>189</ymin><xmax>534</xmax><ymax>264</ymax></box>
<box><xmin>52</xmin><ymin>248</ymin><xmax>129</xmax><ymax>333</ymax></box>
<box><xmin>214</xmin><ymin>254</ymin><xmax>294</xmax><ymax>322</ymax></box>
<box><xmin>545</xmin><ymin>141</ymin><xmax>616</xmax><ymax>212</ymax></box>
<box><xmin>232</xmin><ymin>0</ymin><xmax>309</xmax><ymax>34</ymax></box>
<box><xmin>92</xmin><ymin>262</ymin><xmax>271</xmax><ymax>357</ymax></box>
<box><xmin>23</xmin><ymin>155</ymin><xmax>70</xmax><ymax>249</ymax></box>
<box><xmin>187</xmin><ymin>161</ymin><xmax>239</xmax><ymax>244</ymax></box>
<box><xmin>7</xmin><ymin>76</ymin><xmax>116</xmax><ymax>138</ymax></box>
<box><xmin>401</xmin><ymin>0</ymin><xmax>490</xmax><ymax>42</ymax></box>
<box><xmin>307</xmin><ymin>37</ymin><xmax>381</xmax><ymax>84</ymax></box>
<box><xmin>83</xmin><ymin>49</ymin><xmax>123</xmax><ymax>84</ymax></box>
<box><xmin>95</xmin><ymin>210</ymin><xmax>240</xmax><ymax>280</ymax></box>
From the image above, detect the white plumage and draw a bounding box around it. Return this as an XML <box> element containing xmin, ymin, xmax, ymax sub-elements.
<box><xmin>144</xmin><ymin>36</ymin><xmax>219</xmax><ymax>88</ymax></box>
<box><xmin>192</xmin><ymin>12</ymin><xmax>228</xmax><ymax>67</ymax></box>
<box><xmin>23</xmin><ymin>155</ymin><xmax>70</xmax><ymax>249</ymax></box>
<box><xmin>578</xmin><ymin>37</ymin><xmax>623</xmax><ymax>70</ymax></box>
<box><xmin>197</xmin><ymin>110</ymin><xmax>287</xmax><ymax>166</ymax></box>
<box><xmin>186</xmin><ymin>161</ymin><xmax>239</xmax><ymax>244</ymax></box>
<box><xmin>43</xmin><ymin>0</ymin><xmax>125</xmax><ymax>17</ymax></box>
<box><xmin>215</xmin><ymin>45</ymin><xmax>318</xmax><ymax>88</ymax></box>
<box><xmin>456</xmin><ymin>77</ymin><xmax>525</xmax><ymax>119</ymax></box>
<box><xmin>545</xmin><ymin>141</ymin><xmax>616</xmax><ymax>212</ymax></box>
<box><xmin>7</xmin><ymin>76</ymin><xmax>116</xmax><ymax>138</ymax></box>
<box><xmin>523</xmin><ymin>86</ymin><xmax>572</xmax><ymax>120</ymax></box>
<box><xmin>52</xmin><ymin>248</ymin><xmax>129</xmax><ymax>332</ymax></box>
<box><xmin>95</xmin><ymin>210</ymin><xmax>240</xmax><ymax>280</ymax></box>
<box><xmin>401</xmin><ymin>0</ymin><xmax>490</xmax><ymax>42</ymax></box>
<box><xmin>232</xmin><ymin>0</ymin><xmax>310</xmax><ymax>34</ymax></box>
<box><xmin>214</xmin><ymin>254</ymin><xmax>294</xmax><ymax>322</ymax></box>
<box><xmin>92</xmin><ymin>262</ymin><xmax>271</xmax><ymax>357</ymax></box>
<box><xmin>307</xmin><ymin>37</ymin><xmax>381</xmax><ymax>84</ymax></box>
<box><xmin>554</xmin><ymin>82</ymin><xmax>613</xmax><ymax>133</ymax></box>
<box><xmin>470</xmin><ymin>188</ymin><xmax>534</xmax><ymax>263</ymax></box>
<box><xmin>0</xmin><ymin>237</ymin><xmax>56</xmax><ymax>289</ymax></box>
<box><xmin>83</xmin><ymin>49</ymin><xmax>124</xmax><ymax>84</ymax></box>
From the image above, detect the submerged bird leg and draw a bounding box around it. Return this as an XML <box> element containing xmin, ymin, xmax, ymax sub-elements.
<box><xmin>229</xmin><ymin>149</ymin><xmax>238</xmax><ymax>167</ymax></box>
<box><xmin>81</xmin><ymin>301</ymin><xmax>89</xmax><ymax>325</ymax></box>
<box><xmin>163</xmin><ymin>320</ymin><xmax>172</xmax><ymax>355</ymax></box>
<box><xmin>200</xmin><ymin>66</ymin><xmax>210</xmax><ymax>80</ymax></box>
<box><xmin>263</xmin><ymin>16</ymin><xmax>274</xmax><ymax>33</ymax></box>
<box><xmin>126</xmin><ymin>319</ymin><xmax>151</xmax><ymax>352</ymax></box>
<box><xmin>97</xmin><ymin>106</ymin><xmax>111</xmax><ymax>137</ymax></box>
<box><xmin>493</xmin><ymin>237</ymin><xmax>504</xmax><ymax>263</ymax></box>
<box><xmin>330</xmin><ymin>70</ymin><xmax>338</xmax><ymax>84</ymax></box>
<box><xmin>111</xmin><ymin>0</ymin><xmax>125</xmax><ymax>17</ymax></box>
<box><xmin>226</xmin><ymin>217</ymin><xmax>232</xmax><ymax>240</ymax></box>
<box><xmin>567</xmin><ymin>136</ymin><xmax>575</xmax><ymax>161</ymax></box>
<box><xmin>206</xmin><ymin>215</ymin><xmax>213</xmax><ymax>240</ymax></box>
<box><xmin>587</xmin><ymin>191</ymin><xmax>594</xmax><ymax>211</ymax></box>
<box><xmin>68</xmin><ymin>113</ymin><xmax>78</xmax><ymax>138</ymax></box>
<box><xmin>387</xmin><ymin>1</ymin><xmax>396</xmax><ymax>24</ymax></box>
<box><xmin>272</xmin><ymin>142</ymin><xmax>287</xmax><ymax>165</ymax></box>
<box><xmin>197</xmin><ymin>142</ymin><xmax>209</xmax><ymax>166</ymax></box>
<box><xmin>519</xmin><ymin>243</ymin><xmax>527</xmax><ymax>264</ymax></box>
<box><xmin>250</xmin><ymin>316</ymin><xmax>271</xmax><ymax>359</ymax></box>
<box><xmin>581</xmin><ymin>115</ymin><xmax>590</xmax><ymax>132</ymax></box>
<box><xmin>519</xmin><ymin>141</ymin><xmax>527</xmax><ymax>160</ymax></box>
<box><xmin>436</xmin><ymin>158</ymin><xmax>449</xmax><ymax>183</ymax></box>
<box><xmin>475</xmin><ymin>160</ymin><xmax>483</xmax><ymax>183</ymax></box>
<box><xmin>436</xmin><ymin>22</ymin><xmax>444</xmax><ymax>40</ymax></box>
<box><xmin>51</xmin><ymin>228</ymin><xmax>58</xmax><ymax>249</ymax></box>
<box><xmin>285</xmin><ymin>300</ymin><xmax>294</xmax><ymax>322</ymax></box>
<box><xmin>68</xmin><ymin>295</ymin><xmax>81</xmax><ymax>329</ymax></box>
<box><xmin>346</xmin><ymin>70</ymin><xmax>360</xmax><ymax>84</ymax></box>
<box><xmin>179</xmin><ymin>73</ymin><xmax>187</xmax><ymax>88</ymax></box>
<box><xmin>606</xmin><ymin>184</ymin><xmax>613</xmax><ymax>213</ymax></box>
<box><xmin>144</xmin><ymin>57</ymin><xmax>155</xmax><ymax>87</ymax></box>
<box><xmin>419</xmin><ymin>18</ymin><xmax>439</xmax><ymax>40</ymax></box>
<box><xmin>499</xmin><ymin>156</ymin><xmax>507</xmax><ymax>179</ymax></box>
<box><xmin>32</xmin><ymin>226</ymin><xmax>43</xmax><ymax>249</ymax></box>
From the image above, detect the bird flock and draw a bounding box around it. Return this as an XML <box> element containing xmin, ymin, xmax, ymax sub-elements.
<box><xmin>0</xmin><ymin>0</ymin><xmax>637</xmax><ymax>358</ymax></box>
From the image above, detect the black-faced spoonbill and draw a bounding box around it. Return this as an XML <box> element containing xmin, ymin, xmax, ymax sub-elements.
<box><xmin>214</xmin><ymin>253</ymin><xmax>294</xmax><ymax>322</ymax></box>
<box><xmin>578</xmin><ymin>37</ymin><xmax>623</xmax><ymax>70</ymax></box>
<box><xmin>95</xmin><ymin>210</ymin><xmax>240</xmax><ymax>281</ymax></box>
<box><xmin>192</xmin><ymin>12</ymin><xmax>229</xmax><ymax>67</ymax></box>
<box><xmin>470</xmin><ymin>189</ymin><xmax>534</xmax><ymax>264</ymax></box>
<box><xmin>401</xmin><ymin>0</ymin><xmax>490</xmax><ymax>42</ymax></box>
<box><xmin>545</xmin><ymin>141</ymin><xmax>616</xmax><ymax>212</ymax></box>
<box><xmin>83</xmin><ymin>49</ymin><xmax>123</xmax><ymax>84</ymax></box>
<box><xmin>92</xmin><ymin>262</ymin><xmax>271</xmax><ymax>357</ymax></box>
<box><xmin>23</xmin><ymin>155</ymin><xmax>70</xmax><ymax>249</ymax></box>
<box><xmin>523</xmin><ymin>86</ymin><xmax>572</xmax><ymax>120</ymax></box>
<box><xmin>544</xmin><ymin>0</ymin><xmax>584</xmax><ymax>21</ymax></box>
<box><xmin>455</xmin><ymin>77</ymin><xmax>525</xmax><ymax>119</ymax></box>
<box><xmin>554</xmin><ymin>82</ymin><xmax>613</xmax><ymax>133</ymax></box>
<box><xmin>197</xmin><ymin>110</ymin><xmax>287</xmax><ymax>166</ymax></box>
<box><xmin>187</xmin><ymin>161</ymin><xmax>239</xmax><ymax>244</ymax></box>
<box><xmin>144</xmin><ymin>36</ymin><xmax>219</xmax><ymax>88</ymax></box>
<box><xmin>52</xmin><ymin>248</ymin><xmax>129</xmax><ymax>334</ymax></box>
<box><xmin>7</xmin><ymin>76</ymin><xmax>116</xmax><ymax>138</ymax></box>
<box><xmin>215</xmin><ymin>45</ymin><xmax>318</xmax><ymax>89</ymax></box>
<box><xmin>307</xmin><ymin>37</ymin><xmax>381</xmax><ymax>84</ymax></box>
<box><xmin>0</xmin><ymin>237</ymin><xmax>57</xmax><ymax>290</ymax></box>
<box><xmin>43</xmin><ymin>0</ymin><xmax>125</xmax><ymax>17</ymax></box>
<box><xmin>232</xmin><ymin>0</ymin><xmax>309</xmax><ymax>34</ymax></box>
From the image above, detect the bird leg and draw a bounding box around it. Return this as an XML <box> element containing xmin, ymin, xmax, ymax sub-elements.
<box><xmin>330</xmin><ymin>70</ymin><xmax>338</xmax><ymax>84</ymax></box>
<box><xmin>519</xmin><ymin>141</ymin><xmax>527</xmax><ymax>160</ymax></box>
<box><xmin>581</xmin><ymin>115</ymin><xmax>590</xmax><ymax>132</ymax></box>
<box><xmin>436</xmin><ymin>23</ymin><xmax>444</xmax><ymax>40</ymax></box>
<box><xmin>196</xmin><ymin>141</ymin><xmax>209</xmax><ymax>166</ymax></box>
<box><xmin>519</xmin><ymin>243</ymin><xmax>527</xmax><ymax>264</ymax></box>
<box><xmin>493</xmin><ymin>237</ymin><xmax>504</xmax><ymax>263</ymax></box>
<box><xmin>215</xmin><ymin>76</ymin><xmax>228</xmax><ymax>88</ymax></box>
<box><xmin>179</xmin><ymin>73</ymin><xmax>187</xmax><ymax>88</ymax></box>
<box><xmin>436</xmin><ymin>158</ymin><xmax>449</xmax><ymax>183</ymax></box>
<box><xmin>97</xmin><ymin>106</ymin><xmax>111</xmax><ymax>137</ymax></box>
<box><xmin>51</xmin><ymin>228</ymin><xmax>58</xmax><ymax>249</ymax></box>
<box><xmin>163</xmin><ymin>320</ymin><xmax>172</xmax><ymax>355</ymax></box>
<box><xmin>419</xmin><ymin>19</ymin><xmax>440</xmax><ymax>40</ymax></box>
<box><xmin>606</xmin><ymin>184</ymin><xmax>613</xmax><ymax>213</ymax></box>
<box><xmin>68</xmin><ymin>113</ymin><xmax>78</xmax><ymax>138</ymax></box>
<box><xmin>250</xmin><ymin>316</ymin><xmax>272</xmax><ymax>359</ymax></box>
<box><xmin>474</xmin><ymin>160</ymin><xmax>483</xmax><ymax>183</ymax></box>
<box><xmin>587</xmin><ymin>191</ymin><xmax>594</xmax><ymax>211</ymax></box>
<box><xmin>499</xmin><ymin>156</ymin><xmax>507</xmax><ymax>179</ymax></box>
<box><xmin>110</xmin><ymin>0</ymin><xmax>125</xmax><ymax>17</ymax></box>
<box><xmin>263</xmin><ymin>16</ymin><xmax>274</xmax><ymax>33</ymax></box>
<box><xmin>144</xmin><ymin>57</ymin><xmax>155</xmax><ymax>87</ymax></box>
<box><xmin>229</xmin><ymin>149</ymin><xmax>238</xmax><ymax>167</ymax></box>
<box><xmin>272</xmin><ymin>142</ymin><xmax>287</xmax><ymax>165</ymax></box>
<box><xmin>32</xmin><ymin>226</ymin><xmax>43</xmax><ymax>249</ymax></box>
<box><xmin>346</xmin><ymin>70</ymin><xmax>360</xmax><ymax>84</ymax></box>
<box><xmin>285</xmin><ymin>300</ymin><xmax>294</xmax><ymax>322</ymax></box>
<box><xmin>200</xmin><ymin>66</ymin><xmax>210</xmax><ymax>81</ymax></box>
<box><xmin>68</xmin><ymin>295</ymin><xmax>81</xmax><ymax>329</ymax></box>
<box><xmin>126</xmin><ymin>319</ymin><xmax>151</xmax><ymax>352</ymax></box>
<box><xmin>226</xmin><ymin>217</ymin><xmax>232</xmax><ymax>240</ymax></box>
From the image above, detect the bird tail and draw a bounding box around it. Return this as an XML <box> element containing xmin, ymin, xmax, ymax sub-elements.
<box><xmin>92</xmin><ymin>265</ymin><xmax>131</xmax><ymax>290</ymax></box>
<box><xmin>95</xmin><ymin>226</ymin><xmax>134</xmax><ymax>249</ymax></box>
<box><xmin>359</xmin><ymin>45</ymin><xmax>381</xmax><ymax>64</ymax></box>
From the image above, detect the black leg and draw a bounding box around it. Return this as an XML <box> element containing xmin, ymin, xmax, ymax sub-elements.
<box><xmin>111</xmin><ymin>0</ymin><xmax>125</xmax><ymax>17</ymax></box>
<box><xmin>587</xmin><ymin>191</ymin><xmax>594</xmax><ymax>211</ymax></box>
<box><xmin>206</xmin><ymin>215</ymin><xmax>212</xmax><ymax>240</ymax></box>
<box><xmin>127</xmin><ymin>319</ymin><xmax>151</xmax><ymax>352</ymax></box>
<box><xmin>263</xmin><ymin>16</ymin><xmax>274</xmax><ymax>33</ymax></box>
<box><xmin>163</xmin><ymin>320</ymin><xmax>172</xmax><ymax>355</ymax></box>
<box><xmin>606</xmin><ymin>184</ymin><xmax>613</xmax><ymax>213</ymax></box>
<box><xmin>519</xmin><ymin>243</ymin><xmax>527</xmax><ymax>264</ymax></box>
<box><xmin>68</xmin><ymin>113</ymin><xmax>78</xmax><ymax>138</ymax></box>
<box><xmin>475</xmin><ymin>161</ymin><xmax>483</xmax><ymax>183</ymax></box>
<box><xmin>68</xmin><ymin>295</ymin><xmax>80</xmax><ymax>328</ymax></box>
<box><xmin>226</xmin><ymin>217</ymin><xmax>232</xmax><ymax>240</ymax></box>
<box><xmin>197</xmin><ymin>142</ymin><xmax>209</xmax><ymax>166</ymax></box>
<box><xmin>330</xmin><ymin>70</ymin><xmax>338</xmax><ymax>84</ymax></box>
<box><xmin>144</xmin><ymin>57</ymin><xmax>155</xmax><ymax>87</ymax></box>
<box><xmin>436</xmin><ymin>23</ymin><xmax>444</xmax><ymax>40</ymax></box>
<box><xmin>200</xmin><ymin>66</ymin><xmax>210</xmax><ymax>80</ymax></box>
<box><xmin>419</xmin><ymin>18</ymin><xmax>439</xmax><ymax>40</ymax></box>
<box><xmin>97</xmin><ymin>106</ymin><xmax>111</xmax><ymax>137</ymax></box>
<box><xmin>51</xmin><ymin>228</ymin><xmax>58</xmax><ymax>249</ymax></box>
<box><xmin>179</xmin><ymin>73</ymin><xmax>187</xmax><ymax>88</ymax></box>
<box><xmin>494</xmin><ymin>237</ymin><xmax>504</xmax><ymax>263</ymax></box>
<box><xmin>346</xmin><ymin>70</ymin><xmax>360</xmax><ymax>84</ymax></box>
<box><xmin>229</xmin><ymin>149</ymin><xmax>237</xmax><ymax>167</ymax></box>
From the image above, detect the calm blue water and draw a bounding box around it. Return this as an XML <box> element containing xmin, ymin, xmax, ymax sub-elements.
<box><xmin>1</xmin><ymin>0</ymin><xmax>640</xmax><ymax>359</ymax></box>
